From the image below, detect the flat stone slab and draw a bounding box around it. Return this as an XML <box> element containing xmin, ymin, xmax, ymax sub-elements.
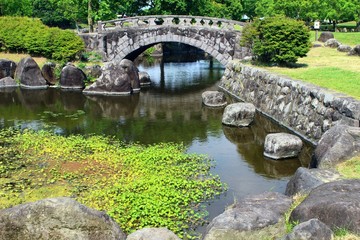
<box><xmin>202</xmin><ymin>91</ymin><xmax>227</xmax><ymax>107</ymax></box>
<box><xmin>264</xmin><ymin>133</ymin><xmax>303</xmax><ymax>159</ymax></box>
<box><xmin>203</xmin><ymin>192</ymin><xmax>292</xmax><ymax>240</ymax></box>
<box><xmin>127</xmin><ymin>227</ymin><xmax>180</xmax><ymax>240</ymax></box>
<box><xmin>290</xmin><ymin>179</ymin><xmax>360</xmax><ymax>234</ymax></box>
<box><xmin>285</xmin><ymin>167</ymin><xmax>342</xmax><ymax>196</ymax></box>
<box><xmin>222</xmin><ymin>102</ymin><xmax>256</xmax><ymax>127</ymax></box>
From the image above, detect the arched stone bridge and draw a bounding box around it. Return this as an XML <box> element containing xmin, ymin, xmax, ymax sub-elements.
<box><xmin>80</xmin><ymin>15</ymin><xmax>249</xmax><ymax>66</ymax></box>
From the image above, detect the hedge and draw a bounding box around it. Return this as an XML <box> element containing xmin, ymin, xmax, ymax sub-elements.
<box><xmin>241</xmin><ymin>16</ymin><xmax>311</xmax><ymax>65</ymax></box>
<box><xmin>0</xmin><ymin>16</ymin><xmax>84</xmax><ymax>61</ymax></box>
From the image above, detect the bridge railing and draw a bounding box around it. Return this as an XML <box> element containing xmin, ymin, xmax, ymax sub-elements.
<box><xmin>97</xmin><ymin>15</ymin><xmax>246</xmax><ymax>33</ymax></box>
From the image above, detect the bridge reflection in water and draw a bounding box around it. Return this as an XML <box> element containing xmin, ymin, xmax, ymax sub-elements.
<box><xmin>0</xmin><ymin>58</ymin><xmax>313</xmax><ymax>236</ymax></box>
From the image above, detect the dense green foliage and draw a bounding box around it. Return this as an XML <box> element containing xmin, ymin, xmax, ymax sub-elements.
<box><xmin>1</xmin><ymin>0</ymin><xmax>359</xmax><ymax>30</ymax></box>
<box><xmin>241</xmin><ymin>16</ymin><xmax>311</xmax><ymax>64</ymax></box>
<box><xmin>0</xmin><ymin>128</ymin><xmax>225</xmax><ymax>239</ymax></box>
<box><xmin>0</xmin><ymin>16</ymin><xmax>84</xmax><ymax>61</ymax></box>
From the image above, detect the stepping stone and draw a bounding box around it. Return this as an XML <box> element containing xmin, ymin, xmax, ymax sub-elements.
<box><xmin>222</xmin><ymin>102</ymin><xmax>255</xmax><ymax>127</ymax></box>
<box><xmin>264</xmin><ymin>133</ymin><xmax>303</xmax><ymax>159</ymax></box>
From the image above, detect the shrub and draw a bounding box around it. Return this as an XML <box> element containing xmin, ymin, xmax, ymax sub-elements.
<box><xmin>0</xmin><ymin>16</ymin><xmax>84</xmax><ymax>62</ymax></box>
<box><xmin>241</xmin><ymin>16</ymin><xmax>311</xmax><ymax>65</ymax></box>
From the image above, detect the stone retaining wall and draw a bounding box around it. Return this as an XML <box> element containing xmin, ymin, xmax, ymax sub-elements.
<box><xmin>219</xmin><ymin>60</ymin><xmax>360</xmax><ymax>143</ymax></box>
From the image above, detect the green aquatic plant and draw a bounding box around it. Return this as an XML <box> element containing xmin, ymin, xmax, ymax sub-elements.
<box><xmin>0</xmin><ymin>128</ymin><xmax>226</xmax><ymax>239</ymax></box>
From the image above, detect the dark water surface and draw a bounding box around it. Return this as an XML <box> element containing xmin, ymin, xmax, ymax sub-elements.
<box><xmin>0</xmin><ymin>59</ymin><xmax>313</xmax><ymax>233</ymax></box>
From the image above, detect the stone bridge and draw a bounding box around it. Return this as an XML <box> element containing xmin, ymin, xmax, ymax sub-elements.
<box><xmin>80</xmin><ymin>15</ymin><xmax>249</xmax><ymax>66</ymax></box>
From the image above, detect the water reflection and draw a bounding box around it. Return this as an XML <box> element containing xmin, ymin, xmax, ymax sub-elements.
<box><xmin>0</xmin><ymin>59</ymin><xmax>314</xmax><ymax>235</ymax></box>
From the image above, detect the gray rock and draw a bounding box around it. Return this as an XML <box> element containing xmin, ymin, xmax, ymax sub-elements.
<box><xmin>60</xmin><ymin>65</ymin><xmax>86</xmax><ymax>89</ymax></box>
<box><xmin>120</xmin><ymin>59</ymin><xmax>140</xmax><ymax>92</ymax></box>
<box><xmin>15</xmin><ymin>57</ymin><xmax>48</xmax><ymax>89</ymax></box>
<box><xmin>42</xmin><ymin>62</ymin><xmax>57</xmax><ymax>85</ymax></box>
<box><xmin>84</xmin><ymin>64</ymin><xmax>102</xmax><ymax>78</ymax></box>
<box><xmin>314</xmin><ymin>125</ymin><xmax>360</xmax><ymax>168</ymax></box>
<box><xmin>282</xmin><ymin>219</ymin><xmax>333</xmax><ymax>240</ymax></box>
<box><xmin>324</xmin><ymin>39</ymin><xmax>341</xmax><ymax>48</ymax></box>
<box><xmin>290</xmin><ymin>179</ymin><xmax>360</xmax><ymax>234</ymax></box>
<box><xmin>348</xmin><ymin>45</ymin><xmax>360</xmax><ymax>56</ymax></box>
<box><xmin>126</xmin><ymin>228</ymin><xmax>180</xmax><ymax>240</ymax></box>
<box><xmin>0</xmin><ymin>59</ymin><xmax>16</xmax><ymax>79</ymax></box>
<box><xmin>264</xmin><ymin>133</ymin><xmax>303</xmax><ymax>159</ymax></box>
<box><xmin>139</xmin><ymin>71</ymin><xmax>151</xmax><ymax>86</ymax></box>
<box><xmin>318</xmin><ymin>32</ymin><xmax>334</xmax><ymax>42</ymax></box>
<box><xmin>83</xmin><ymin>61</ymin><xmax>132</xmax><ymax>95</ymax></box>
<box><xmin>0</xmin><ymin>77</ymin><xmax>18</xmax><ymax>88</ymax></box>
<box><xmin>203</xmin><ymin>192</ymin><xmax>292</xmax><ymax>240</ymax></box>
<box><xmin>312</xmin><ymin>43</ymin><xmax>323</xmax><ymax>48</ymax></box>
<box><xmin>337</xmin><ymin>44</ymin><xmax>352</xmax><ymax>52</ymax></box>
<box><xmin>285</xmin><ymin>167</ymin><xmax>342</xmax><ymax>196</ymax></box>
<box><xmin>202</xmin><ymin>91</ymin><xmax>227</xmax><ymax>107</ymax></box>
<box><xmin>0</xmin><ymin>197</ymin><xmax>126</xmax><ymax>240</ymax></box>
<box><xmin>222</xmin><ymin>102</ymin><xmax>256</xmax><ymax>127</ymax></box>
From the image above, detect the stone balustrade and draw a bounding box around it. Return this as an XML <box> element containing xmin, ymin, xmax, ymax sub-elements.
<box><xmin>97</xmin><ymin>15</ymin><xmax>245</xmax><ymax>33</ymax></box>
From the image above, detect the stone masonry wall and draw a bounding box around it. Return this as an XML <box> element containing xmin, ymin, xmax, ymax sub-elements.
<box><xmin>220</xmin><ymin>60</ymin><xmax>360</xmax><ymax>143</ymax></box>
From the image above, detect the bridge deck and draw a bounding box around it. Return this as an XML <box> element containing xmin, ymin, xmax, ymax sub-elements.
<box><xmin>97</xmin><ymin>15</ymin><xmax>246</xmax><ymax>33</ymax></box>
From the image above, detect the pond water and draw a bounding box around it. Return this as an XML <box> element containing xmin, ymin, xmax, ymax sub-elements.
<box><xmin>0</xmin><ymin>58</ymin><xmax>313</xmax><ymax>233</ymax></box>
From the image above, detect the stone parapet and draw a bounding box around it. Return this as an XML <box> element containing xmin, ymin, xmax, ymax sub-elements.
<box><xmin>220</xmin><ymin>60</ymin><xmax>360</xmax><ymax>143</ymax></box>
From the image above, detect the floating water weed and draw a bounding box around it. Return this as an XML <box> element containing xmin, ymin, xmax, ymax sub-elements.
<box><xmin>0</xmin><ymin>128</ymin><xmax>226</xmax><ymax>239</ymax></box>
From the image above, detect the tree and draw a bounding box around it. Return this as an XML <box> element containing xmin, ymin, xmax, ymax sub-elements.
<box><xmin>241</xmin><ymin>16</ymin><xmax>311</xmax><ymax>65</ymax></box>
<box><xmin>0</xmin><ymin>0</ymin><xmax>32</xmax><ymax>16</ymax></box>
<box><xmin>255</xmin><ymin>0</ymin><xmax>275</xmax><ymax>17</ymax></box>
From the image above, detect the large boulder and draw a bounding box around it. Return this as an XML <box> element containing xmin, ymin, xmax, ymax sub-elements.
<box><xmin>0</xmin><ymin>77</ymin><xmax>17</xmax><ymax>88</ymax></box>
<box><xmin>139</xmin><ymin>71</ymin><xmax>151</xmax><ymax>86</ymax></box>
<box><xmin>285</xmin><ymin>167</ymin><xmax>342</xmax><ymax>196</ymax></box>
<box><xmin>318</xmin><ymin>32</ymin><xmax>334</xmax><ymax>42</ymax></box>
<box><xmin>202</xmin><ymin>91</ymin><xmax>227</xmax><ymax>107</ymax></box>
<box><xmin>203</xmin><ymin>192</ymin><xmax>292</xmax><ymax>240</ymax></box>
<box><xmin>42</xmin><ymin>62</ymin><xmax>57</xmax><ymax>85</ymax></box>
<box><xmin>348</xmin><ymin>45</ymin><xmax>360</xmax><ymax>56</ymax></box>
<box><xmin>0</xmin><ymin>59</ymin><xmax>17</xmax><ymax>79</ymax></box>
<box><xmin>60</xmin><ymin>64</ymin><xmax>86</xmax><ymax>89</ymax></box>
<box><xmin>314</xmin><ymin>125</ymin><xmax>360</xmax><ymax>168</ymax></box>
<box><xmin>337</xmin><ymin>44</ymin><xmax>352</xmax><ymax>53</ymax></box>
<box><xmin>290</xmin><ymin>179</ymin><xmax>360</xmax><ymax>234</ymax></box>
<box><xmin>222</xmin><ymin>102</ymin><xmax>256</xmax><ymax>127</ymax></box>
<box><xmin>324</xmin><ymin>39</ymin><xmax>341</xmax><ymax>48</ymax></box>
<box><xmin>120</xmin><ymin>59</ymin><xmax>140</xmax><ymax>92</ymax></box>
<box><xmin>281</xmin><ymin>219</ymin><xmax>333</xmax><ymax>240</ymax></box>
<box><xmin>126</xmin><ymin>228</ymin><xmax>180</xmax><ymax>240</ymax></box>
<box><xmin>263</xmin><ymin>133</ymin><xmax>303</xmax><ymax>159</ymax></box>
<box><xmin>83</xmin><ymin>60</ymin><xmax>139</xmax><ymax>95</ymax></box>
<box><xmin>0</xmin><ymin>197</ymin><xmax>126</xmax><ymax>240</ymax></box>
<box><xmin>15</xmin><ymin>57</ymin><xmax>47</xmax><ymax>89</ymax></box>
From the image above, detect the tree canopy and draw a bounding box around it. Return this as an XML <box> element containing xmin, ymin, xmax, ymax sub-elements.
<box><xmin>0</xmin><ymin>0</ymin><xmax>359</xmax><ymax>30</ymax></box>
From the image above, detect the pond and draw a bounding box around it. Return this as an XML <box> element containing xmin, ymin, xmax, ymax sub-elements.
<box><xmin>0</xmin><ymin>57</ymin><xmax>313</xmax><ymax>233</ymax></box>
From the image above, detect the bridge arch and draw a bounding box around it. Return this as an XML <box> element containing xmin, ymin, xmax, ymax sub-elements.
<box><xmin>81</xmin><ymin>15</ymin><xmax>250</xmax><ymax>66</ymax></box>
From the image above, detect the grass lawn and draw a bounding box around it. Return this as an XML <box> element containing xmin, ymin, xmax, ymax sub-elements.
<box><xmin>0</xmin><ymin>52</ymin><xmax>47</xmax><ymax>67</ymax></box>
<box><xmin>262</xmin><ymin>32</ymin><xmax>360</xmax><ymax>99</ymax></box>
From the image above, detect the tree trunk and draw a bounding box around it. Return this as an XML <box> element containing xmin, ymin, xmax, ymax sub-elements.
<box><xmin>332</xmin><ymin>20</ymin><xmax>336</xmax><ymax>32</ymax></box>
<box><xmin>88</xmin><ymin>0</ymin><xmax>93</xmax><ymax>32</ymax></box>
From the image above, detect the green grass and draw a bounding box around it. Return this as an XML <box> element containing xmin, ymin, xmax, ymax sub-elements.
<box><xmin>0</xmin><ymin>52</ymin><xmax>47</xmax><ymax>67</ymax></box>
<box><xmin>262</xmin><ymin>33</ymin><xmax>360</xmax><ymax>99</ymax></box>
<box><xmin>0</xmin><ymin>128</ymin><xmax>225</xmax><ymax>239</ymax></box>
<box><xmin>336</xmin><ymin>156</ymin><xmax>360</xmax><ymax>179</ymax></box>
<box><xmin>310</xmin><ymin>31</ymin><xmax>360</xmax><ymax>47</ymax></box>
